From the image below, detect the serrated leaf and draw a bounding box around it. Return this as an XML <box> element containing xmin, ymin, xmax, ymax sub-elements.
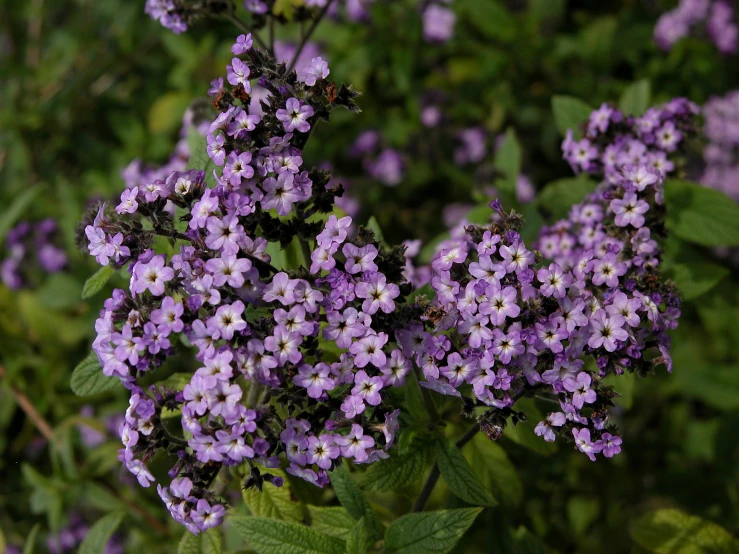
<box><xmin>346</xmin><ymin>517</ymin><xmax>370</xmax><ymax>554</ymax></box>
<box><xmin>618</xmin><ymin>79</ymin><xmax>651</xmax><ymax>116</ymax></box>
<box><xmin>631</xmin><ymin>508</ymin><xmax>739</xmax><ymax>554</ymax></box>
<box><xmin>81</xmin><ymin>265</ymin><xmax>116</xmax><ymax>299</ymax></box>
<box><xmin>307</xmin><ymin>506</ymin><xmax>357</xmax><ymax>540</ymax></box>
<box><xmin>384</xmin><ymin>508</ymin><xmax>483</xmax><ymax>554</ymax></box>
<box><xmin>70</xmin><ymin>352</ymin><xmax>119</xmax><ymax>396</ymax></box>
<box><xmin>436</xmin><ymin>436</ymin><xmax>497</xmax><ymax>507</ymax></box>
<box><xmin>536</xmin><ymin>176</ymin><xmax>598</xmax><ymax>222</ymax></box>
<box><xmin>178</xmin><ymin>528</ymin><xmax>224</xmax><ymax>554</ymax></box>
<box><xmin>242</xmin><ymin>469</ymin><xmax>303</xmax><ymax>522</ymax></box>
<box><xmin>358</xmin><ymin>440</ymin><xmax>432</xmax><ymax>492</ymax></box>
<box><xmin>230</xmin><ymin>515</ymin><xmax>345</xmax><ymax>554</ymax></box>
<box><xmin>329</xmin><ymin>464</ymin><xmax>381</xmax><ymax>539</ymax></box>
<box><xmin>493</xmin><ymin>127</ymin><xmax>521</xmax><ymax>196</ymax></box>
<box><xmin>463</xmin><ymin>433</ymin><xmax>523</xmax><ymax>508</ymax></box>
<box><xmin>78</xmin><ymin>511</ymin><xmax>125</xmax><ymax>554</ymax></box>
<box><xmin>665</xmin><ymin>180</ymin><xmax>739</xmax><ymax>247</ymax></box>
<box><xmin>0</xmin><ymin>185</ymin><xmax>42</xmax><ymax>244</ymax></box>
<box><xmin>551</xmin><ymin>96</ymin><xmax>593</xmax><ymax>140</ymax></box>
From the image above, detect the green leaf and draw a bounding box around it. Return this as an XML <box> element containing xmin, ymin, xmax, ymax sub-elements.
<box><xmin>567</xmin><ymin>496</ymin><xmax>600</xmax><ymax>536</ymax></box>
<box><xmin>536</xmin><ymin>176</ymin><xmax>597</xmax><ymax>222</ymax></box>
<box><xmin>358</xmin><ymin>439</ymin><xmax>432</xmax><ymax>492</ymax></box>
<box><xmin>70</xmin><ymin>352</ymin><xmax>119</xmax><ymax>396</ymax></box>
<box><xmin>178</xmin><ymin>528</ymin><xmax>224</xmax><ymax>554</ymax></box>
<box><xmin>81</xmin><ymin>265</ymin><xmax>116</xmax><ymax>299</ymax></box>
<box><xmin>273</xmin><ymin>0</ymin><xmax>304</xmax><ymax>20</ymax></box>
<box><xmin>631</xmin><ymin>509</ymin><xmax>739</xmax><ymax>554</ymax></box>
<box><xmin>663</xmin><ymin>236</ymin><xmax>730</xmax><ymax>301</ymax></box>
<box><xmin>665</xmin><ymin>180</ymin><xmax>739</xmax><ymax>247</ymax></box>
<box><xmin>22</xmin><ymin>523</ymin><xmax>40</xmax><ymax>554</ymax></box>
<box><xmin>551</xmin><ymin>96</ymin><xmax>593</xmax><ymax>139</ymax></box>
<box><xmin>463</xmin><ymin>433</ymin><xmax>523</xmax><ymax>508</ymax></box>
<box><xmin>602</xmin><ymin>371</ymin><xmax>635</xmax><ymax>409</ymax></box>
<box><xmin>186</xmin><ymin>127</ymin><xmax>211</xmax><ymax>173</ymax></box>
<box><xmin>148</xmin><ymin>92</ymin><xmax>192</xmax><ymax>134</ymax></box>
<box><xmin>493</xmin><ymin>127</ymin><xmax>521</xmax><ymax>196</ymax></box>
<box><xmin>457</xmin><ymin>0</ymin><xmax>515</xmax><ymax>42</ymax></box>
<box><xmin>504</xmin><ymin>399</ymin><xmax>558</xmax><ymax>455</ymax></box>
<box><xmin>242</xmin><ymin>468</ymin><xmax>303</xmax><ymax>522</ymax></box>
<box><xmin>307</xmin><ymin>506</ymin><xmax>357</xmax><ymax>540</ymax></box>
<box><xmin>37</xmin><ymin>273</ymin><xmax>83</xmax><ymax>310</ymax></box>
<box><xmin>366</xmin><ymin>216</ymin><xmax>386</xmax><ymax>245</ymax></box>
<box><xmin>0</xmin><ymin>185</ymin><xmax>42</xmax><ymax>244</ymax></box>
<box><xmin>230</xmin><ymin>515</ymin><xmax>345</xmax><ymax>554</ymax></box>
<box><xmin>78</xmin><ymin>511</ymin><xmax>125</xmax><ymax>554</ymax></box>
<box><xmin>329</xmin><ymin>464</ymin><xmax>381</xmax><ymax>539</ymax></box>
<box><xmin>345</xmin><ymin>517</ymin><xmax>371</xmax><ymax>554</ymax></box>
<box><xmin>436</xmin><ymin>436</ymin><xmax>498</xmax><ymax>507</ymax></box>
<box><xmin>618</xmin><ymin>79</ymin><xmax>651</xmax><ymax>116</ymax></box>
<box><xmin>384</xmin><ymin>508</ymin><xmax>483</xmax><ymax>554</ymax></box>
<box><xmin>511</xmin><ymin>526</ymin><xmax>554</xmax><ymax>554</ymax></box>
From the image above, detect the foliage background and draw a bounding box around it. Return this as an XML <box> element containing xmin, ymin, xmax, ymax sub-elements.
<box><xmin>0</xmin><ymin>0</ymin><xmax>737</xmax><ymax>552</ymax></box>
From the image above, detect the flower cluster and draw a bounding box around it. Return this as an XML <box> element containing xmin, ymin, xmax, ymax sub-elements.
<box><xmin>701</xmin><ymin>89</ymin><xmax>739</xmax><ymax>202</ymax></box>
<box><xmin>654</xmin><ymin>0</ymin><xmax>737</xmax><ymax>54</ymax></box>
<box><xmin>82</xmin><ymin>34</ymin><xmax>420</xmax><ymax>534</ymax></box>
<box><xmin>417</xmin><ymin>164</ymin><xmax>679</xmax><ymax>460</ymax></box>
<box><xmin>1</xmin><ymin>219</ymin><xmax>67</xmax><ymax>289</ymax></box>
<box><xmin>562</xmin><ymin>98</ymin><xmax>699</xmax><ymax>183</ymax></box>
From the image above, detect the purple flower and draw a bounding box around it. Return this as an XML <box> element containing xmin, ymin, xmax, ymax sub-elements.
<box><xmin>116</xmin><ymin>187</ymin><xmax>139</xmax><ymax>214</ymax></box>
<box><xmin>208</xmin><ymin>301</ymin><xmax>247</xmax><ymax>340</ymax></box>
<box><xmin>232</xmin><ymin>33</ymin><xmax>253</xmax><ymax>55</ymax></box>
<box><xmin>276</xmin><ymin>98</ymin><xmax>314</xmax><ymax>133</ymax></box>
<box><xmin>355</xmin><ymin>273</ymin><xmax>400</xmax><ymax>314</ymax></box>
<box><xmin>352</xmin><ymin>370</ymin><xmax>384</xmax><ymax>406</ymax></box>
<box><xmin>599</xmin><ymin>433</ymin><xmax>623</xmax><ymax>458</ymax></box>
<box><xmin>350</xmin><ymin>332</ymin><xmax>388</xmax><ymax>368</ymax></box>
<box><xmin>573</xmin><ymin>428</ymin><xmax>603</xmax><ymax>462</ymax></box>
<box><xmin>295</xmin><ymin>363</ymin><xmax>335</xmax><ymax>399</ymax></box>
<box><xmin>299</xmin><ymin>57</ymin><xmax>330</xmax><ymax>86</ymax></box>
<box><xmin>226</xmin><ymin>58</ymin><xmax>251</xmax><ymax>90</ymax></box>
<box><xmin>610</xmin><ymin>192</ymin><xmax>649</xmax><ymax>228</ymax></box>
<box><xmin>534</xmin><ymin>412</ymin><xmax>566</xmax><ymax>442</ymax></box>
<box><xmin>588</xmin><ymin>311</ymin><xmax>628</xmax><ymax>352</ymax></box>
<box><xmin>336</xmin><ymin>424</ymin><xmax>374</xmax><ymax>462</ymax></box>
<box><xmin>342</xmin><ymin>243</ymin><xmax>378</xmax><ymax>274</ymax></box>
<box><xmin>423</xmin><ymin>5</ymin><xmax>456</xmax><ymax>43</ymax></box>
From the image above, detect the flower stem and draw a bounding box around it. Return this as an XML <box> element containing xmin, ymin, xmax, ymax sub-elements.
<box><xmin>412</xmin><ymin>423</ymin><xmax>480</xmax><ymax>513</ymax></box>
<box><xmin>299</xmin><ymin>236</ymin><xmax>313</xmax><ymax>269</ymax></box>
<box><xmin>413</xmin><ymin>366</ymin><xmax>440</xmax><ymax>423</ymax></box>
<box><xmin>286</xmin><ymin>0</ymin><xmax>336</xmax><ymax>73</ymax></box>
<box><xmin>227</xmin><ymin>13</ymin><xmax>269</xmax><ymax>52</ymax></box>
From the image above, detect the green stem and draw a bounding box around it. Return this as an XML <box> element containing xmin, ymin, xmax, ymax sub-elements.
<box><xmin>299</xmin><ymin>236</ymin><xmax>313</xmax><ymax>268</ymax></box>
<box><xmin>412</xmin><ymin>423</ymin><xmax>480</xmax><ymax>513</ymax></box>
<box><xmin>227</xmin><ymin>13</ymin><xmax>269</xmax><ymax>51</ymax></box>
<box><xmin>413</xmin><ymin>366</ymin><xmax>440</xmax><ymax>423</ymax></box>
<box><xmin>286</xmin><ymin>0</ymin><xmax>336</xmax><ymax>73</ymax></box>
